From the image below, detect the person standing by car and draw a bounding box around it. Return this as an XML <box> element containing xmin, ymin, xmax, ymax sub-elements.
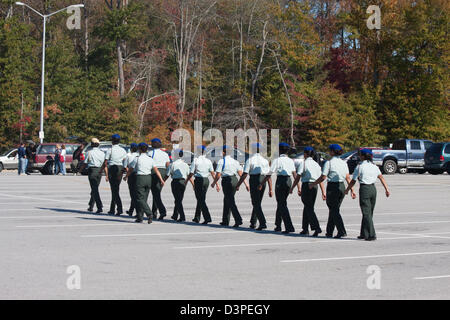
<box><xmin>124</xmin><ymin>143</ymin><xmax>165</xmax><ymax>224</ymax></box>
<box><xmin>310</xmin><ymin>144</ymin><xmax>356</xmax><ymax>239</ymax></box>
<box><xmin>124</xmin><ymin>143</ymin><xmax>139</xmax><ymax>216</ymax></box>
<box><xmin>59</xmin><ymin>144</ymin><xmax>67</xmax><ymax>175</ymax></box>
<box><xmin>260</xmin><ymin>142</ymin><xmax>297</xmax><ymax>234</ymax></box>
<box><xmin>54</xmin><ymin>144</ymin><xmax>62</xmax><ymax>175</ymax></box>
<box><xmin>149</xmin><ymin>138</ymin><xmax>170</xmax><ymax>220</ymax></box>
<box><xmin>25</xmin><ymin>142</ymin><xmax>35</xmax><ymax>175</ymax></box>
<box><xmin>103</xmin><ymin>134</ymin><xmax>127</xmax><ymax>216</ymax></box>
<box><xmin>17</xmin><ymin>143</ymin><xmax>27</xmax><ymax>175</ymax></box>
<box><xmin>79</xmin><ymin>138</ymin><xmax>105</xmax><ymax>214</ymax></box>
<box><xmin>345</xmin><ymin>149</ymin><xmax>391</xmax><ymax>241</ymax></box>
<box><xmin>71</xmin><ymin>142</ymin><xmax>87</xmax><ymax>175</ymax></box>
<box><xmin>290</xmin><ymin>147</ymin><xmax>326</xmax><ymax>237</ymax></box>
<box><xmin>185</xmin><ymin>145</ymin><xmax>216</xmax><ymax>224</ymax></box>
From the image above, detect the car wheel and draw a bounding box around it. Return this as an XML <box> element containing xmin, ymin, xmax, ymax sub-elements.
<box><xmin>417</xmin><ymin>169</ymin><xmax>426</xmax><ymax>174</ymax></box>
<box><xmin>383</xmin><ymin>160</ymin><xmax>397</xmax><ymax>175</ymax></box>
<box><xmin>41</xmin><ymin>161</ymin><xmax>54</xmax><ymax>175</ymax></box>
<box><xmin>446</xmin><ymin>163</ymin><xmax>450</xmax><ymax>175</ymax></box>
<box><xmin>429</xmin><ymin>169</ymin><xmax>443</xmax><ymax>175</ymax></box>
<box><xmin>398</xmin><ymin>167</ymin><xmax>408</xmax><ymax>174</ymax></box>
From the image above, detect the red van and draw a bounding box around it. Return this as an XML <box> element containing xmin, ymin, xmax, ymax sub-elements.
<box><xmin>32</xmin><ymin>143</ymin><xmax>80</xmax><ymax>175</ymax></box>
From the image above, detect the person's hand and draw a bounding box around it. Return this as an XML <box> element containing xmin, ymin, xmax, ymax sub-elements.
<box><xmin>258</xmin><ymin>184</ymin><xmax>263</xmax><ymax>191</ymax></box>
<box><xmin>160</xmin><ymin>180</ymin><xmax>165</xmax><ymax>187</ymax></box>
<box><xmin>297</xmin><ymin>189</ymin><xmax>302</xmax><ymax>197</ymax></box>
<box><xmin>236</xmin><ymin>185</ymin><xmax>240</xmax><ymax>191</ymax></box>
<box><xmin>322</xmin><ymin>194</ymin><xmax>326</xmax><ymax>201</ymax></box>
<box><xmin>211</xmin><ymin>183</ymin><xmax>215</xmax><ymax>189</ymax></box>
<box><xmin>268</xmin><ymin>190</ymin><xmax>273</xmax><ymax>198</ymax></box>
<box><xmin>216</xmin><ymin>184</ymin><xmax>220</xmax><ymax>192</ymax></box>
<box><xmin>385</xmin><ymin>190</ymin><xmax>390</xmax><ymax>197</ymax></box>
<box><xmin>351</xmin><ymin>191</ymin><xmax>356</xmax><ymax>199</ymax></box>
<box><xmin>289</xmin><ymin>187</ymin><xmax>294</xmax><ymax>194</ymax></box>
<box><xmin>344</xmin><ymin>189</ymin><xmax>349</xmax><ymax>195</ymax></box>
<box><xmin>105</xmin><ymin>176</ymin><xmax>109</xmax><ymax>182</ymax></box>
<box><xmin>123</xmin><ymin>176</ymin><xmax>127</xmax><ymax>182</ymax></box>
<box><xmin>245</xmin><ymin>185</ymin><xmax>250</xmax><ymax>192</ymax></box>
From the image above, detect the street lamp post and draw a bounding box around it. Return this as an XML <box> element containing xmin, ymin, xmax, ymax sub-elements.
<box><xmin>15</xmin><ymin>2</ymin><xmax>84</xmax><ymax>144</ymax></box>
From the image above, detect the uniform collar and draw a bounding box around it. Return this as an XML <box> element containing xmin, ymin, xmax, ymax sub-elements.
<box><xmin>280</xmin><ymin>154</ymin><xmax>288</xmax><ymax>158</ymax></box>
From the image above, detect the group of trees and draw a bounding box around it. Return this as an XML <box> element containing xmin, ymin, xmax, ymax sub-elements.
<box><xmin>0</xmin><ymin>0</ymin><xmax>448</xmax><ymax>150</ymax></box>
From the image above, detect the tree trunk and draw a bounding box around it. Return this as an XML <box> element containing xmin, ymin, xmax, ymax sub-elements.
<box><xmin>117</xmin><ymin>40</ymin><xmax>125</xmax><ymax>98</ymax></box>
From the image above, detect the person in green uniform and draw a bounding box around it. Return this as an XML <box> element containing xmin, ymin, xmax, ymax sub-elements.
<box><xmin>103</xmin><ymin>134</ymin><xmax>127</xmax><ymax>216</ymax></box>
<box><xmin>124</xmin><ymin>143</ymin><xmax>139</xmax><ymax>216</ymax></box>
<box><xmin>124</xmin><ymin>143</ymin><xmax>165</xmax><ymax>224</ymax></box>
<box><xmin>169</xmin><ymin>149</ymin><xmax>194</xmax><ymax>222</ymax></box>
<box><xmin>185</xmin><ymin>145</ymin><xmax>216</xmax><ymax>224</ymax></box>
<box><xmin>149</xmin><ymin>138</ymin><xmax>170</xmax><ymax>220</ymax></box>
<box><xmin>345</xmin><ymin>149</ymin><xmax>390</xmax><ymax>241</ymax></box>
<box><xmin>79</xmin><ymin>138</ymin><xmax>105</xmax><ymax>214</ymax></box>
<box><xmin>290</xmin><ymin>147</ymin><xmax>326</xmax><ymax>237</ymax></box>
<box><xmin>211</xmin><ymin>145</ymin><xmax>249</xmax><ymax>228</ymax></box>
<box><xmin>310</xmin><ymin>144</ymin><xmax>356</xmax><ymax>238</ymax></box>
<box><xmin>260</xmin><ymin>142</ymin><xmax>297</xmax><ymax>234</ymax></box>
<box><xmin>236</xmin><ymin>142</ymin><xmax>273</xmax><ymax>230</ymax></box>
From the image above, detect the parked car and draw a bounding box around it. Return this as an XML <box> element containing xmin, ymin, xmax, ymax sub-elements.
<box><xmin>340</xmin><ymin>147</ymin><xmax>385</xmax><ymax>174</ymax></box>
<box><xmin>206</xmin><ymin>147</ymin><xmax>249</xmax><ymax>170</ymax></box>
<box><xmin>291</xmin><ymin>151</ymin><xmax>329</xmax><ymax>170</ymax></box>
<box><xmin>80</xmin><ymin>141</ymin><xmax>130</xmax><ymax>175</ymax></box>
<box><xmin>424</xmin><ymin>142</ymin><xmax>450</xmax><ymax>175</ymax></box>
<box><xmin>0</xmin><ymin>148</ymin><xmax>18</xmax><ymax>172</ymax></box>
<box><xmin>32</xmin><ymin>143</ymin><xmax>81</xmax><ymax>175</ymax></box>
<box><xmin>372</xmin><ymin>139</ymin><xmax>433</xmax><ymax>174</ymax></box>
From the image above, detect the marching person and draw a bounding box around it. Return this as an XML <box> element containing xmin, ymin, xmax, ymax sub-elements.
<box><xmin>168</xmin><ymin>149</ymin><xmax>194</xmax><ymax>222</ymax></box>
<box><xmin>310</xmin><ymin>144</ymin><xmax>356</xmax><ymax>239</ymax></box>
<box><xmin>261</xmin><ymin>142</ymin><xmax>297</xmax><ymax>234</ymax></box>
<box><xmin>236</xmin><ymin>142</ymin><xmax>272</xmax><ymax>230</ymax></box>
<box><xmin>103</xmin><ymin>134</ymin><xmax>127</xmax><ymax>216</ymax></box>
<box><xmin>149</xmin><ymin>138</ymin><xmax>170</xmax><ymax>220</ymax></box>
<box><xmin>124</xmin><ymin>143</ymin><xmax>165</xmax><ymax>224</ymax></box>
<box><xmin>185</xmin><ymin>145</ymin><xmax>215</xmax><ymax>224</ymax></box>
<box><xmin>79</xmin><ymin>138</ymin><xmax>105</xmax><ymax>214</ymax></box>
<box><xmin>345</xmin><ymin>149</ymin><xmax>391</xmax><ymax>241</ymax></box>
<box><xmin>211</xmin><ymin>145</ymin><xmax>249</xmax><ymax>228</ymax></box>
<box><xmin>290</xmin><ymin>147</ymin><xmax>326</xmax><ymax>237</ymax></box>
<box><xmin>124</xmin><ymin>143</ymin><xmax>139</xmax><ymax>216</ymax></box>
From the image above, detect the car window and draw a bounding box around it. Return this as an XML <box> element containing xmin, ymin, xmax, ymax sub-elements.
<box><xmin>444</xmin><ymin>144</ymin><xmax>450</xmax><ymax>154</ymax></box>
<box><xmin>410</xmin><ymin>141</ymin><xmax>421</xmax><ymax>150</ymax></box>
<box><xmin>424</xmin><ymin>141</ymin><xmax>433</xmax><ymax>150</ymax></box>
<box><xmin>9</xmin><ymin>150</ymin><xmax>18</xmax><ymax>158</ymax></box>
<box><xmin>392</xmin><ymin>140</ymin><xmax>406</xmax><ymax>150</ymax></box>
<box><xmin>38</xmin><ymin>145</ymin><xmax>56</xmax><ymax>154</ymax></box>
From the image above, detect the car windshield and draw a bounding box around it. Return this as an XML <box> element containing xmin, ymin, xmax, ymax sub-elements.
<box><xmin>2</xmin><ymin>149</ymin><xmax>15</xmax><ymax>156</ymax></box>
<box><xmin>427</xmin><ymin>143</ymin><xmax>444</xmax><ymax>154</ymax></box>
<box><xmin>340</xmin><ymin>151</ymin><xmax>355</xmax><ymax>159</ymax></box>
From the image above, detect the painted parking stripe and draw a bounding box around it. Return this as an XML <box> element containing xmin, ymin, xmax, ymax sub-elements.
<box><xmin>81</xmin><ymin>230</ymin><xmax>241</xmax><ymax>238</ymax></box>
<box><xmin>414</xmin><ymin>275</ymin><xmax>450</xmax><ymax>280</ymax></box>
<box><xmin>280</xmin><ymin>250</ymin><xmax>450</xmax><ymax>263</ymax></box>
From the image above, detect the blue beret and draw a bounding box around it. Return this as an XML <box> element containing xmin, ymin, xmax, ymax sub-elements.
<box><xmin>130</xmin><ymin>143</ymin><xmax>138</xmax><ymax>148</ymax></box>
<box><xmin>138</xmin><ymin>142</ymin><xmax>148</xmax><ymax>148</ymax></box>
<box><xmin>151</xmin><ymin>138</ymin><xmax>161</xmax><ymax>143</ymax></box>
<box><xmin>112</xmin><ymin>134</ymin><xmax>120</xmax><ymax>140</ymax></box>
<box><xmin>279</xmin><ymin>142</ymin><xmax>290</xmax><ymax>148</ymax></box>
<box><xmin>304</xmin><ymin>146</ymin><xmax>314</xmax><ymax>152</ymax></box>
<box><xmin>329</xmin><ymin>144</ymin><xmax>342</xmax><ymax>151</ymax></box>
<box><xmin>360</xmin><ymin>148</ymin><xmax>373</xmax><ymax>155</ymax></box>
<box><xmin>251</xmin><ymin>143</ymin><xmax>262</xmax><ymax>149</ymax></box>
<box><xmin>197</xmin><ymin>145</ymin><xmax>206</xmax><ymax>151</ymax></box>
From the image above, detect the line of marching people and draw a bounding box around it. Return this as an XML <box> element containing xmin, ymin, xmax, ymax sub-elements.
<box><xmin>80</xmin><ymin>135</ymin><xmax>391</xmax><ymax>241</ymax></box>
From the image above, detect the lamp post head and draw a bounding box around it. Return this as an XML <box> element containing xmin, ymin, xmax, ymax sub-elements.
<box><xmin>15</xmin><ymin>2</ymin><xmax>25</xmax><ymax>5</ymax></box>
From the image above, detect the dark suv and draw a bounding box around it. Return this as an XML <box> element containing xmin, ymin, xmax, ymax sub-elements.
<box><xmin>424</xmin><ymin>142</ymin><xmax>450</xmax><ymax>174</ymax></box>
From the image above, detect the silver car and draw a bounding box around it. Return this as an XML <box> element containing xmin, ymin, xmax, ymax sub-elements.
<box><xmin>0</xmin><ymin>149</ymin><xmax>18</xmax><ymax>171</ymax></box>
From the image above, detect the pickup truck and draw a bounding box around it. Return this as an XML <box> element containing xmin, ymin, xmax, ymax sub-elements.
<box><xmin>372</xmin><ymin>139</ymin><xmax>433</xmax><ymax>174</ymax></box>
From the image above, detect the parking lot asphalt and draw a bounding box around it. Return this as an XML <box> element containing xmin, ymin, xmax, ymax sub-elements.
<box><xmin>0</xmin><ymin>171</ymin><xmax>449</xmax><ymax>300</ymax></box>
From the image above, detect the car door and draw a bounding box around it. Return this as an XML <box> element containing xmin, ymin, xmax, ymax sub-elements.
<box><xmin>407</xmin><ymin>140</ymin><xmax>424</xmax><ymax>167</ymax></box>
<box><xmin>4</xmin><ymin>149</ymin><xmax>18</xmax><ymax>169</ymax></box>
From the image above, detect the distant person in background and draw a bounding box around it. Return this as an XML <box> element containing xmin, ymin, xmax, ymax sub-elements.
<box><xmin>71</xmin><ymin>142</ymin><xmax>87</xmax><ymax>175</ymax></box>
<box><xmin>17</xmin><ymin>143</ymin><xmax>27</xmax><ymax>175</ymax></box>
<box><xmin>345</xmin><ymin>149</ymin><xmax>391</xmax><ymax>241</ymax></box>
<box><xmin>25</xmin><ymin>142</ymin><xmax>35</xmax><ymax>175</ymax></box>
<box><xmin>54</xmin><ymin>144</ymin><xmax>61</xmax><ymax>175</ymax></box>
<box><xmin>60</xmin><ymin>144</ymin><xmax>67</xmax><ymax>175</ymax></box>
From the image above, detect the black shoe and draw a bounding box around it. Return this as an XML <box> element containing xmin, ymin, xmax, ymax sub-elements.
<box><xmin>158</xmin><ymin>215</ymin><xmax>166</xmax><ymax>221</ymax></box>
<box><xmin>282</xmin><ymin>229</ymin><xmax>295</xmax><ymax>234</ymax></box>
<box><xmin>126</xmin><ymin>210</ymin><xmax>133</xmax><ymax>217</ymax></box>
<box><xmin>148</xmin><ymin>219</ymin><xmax>153</xmax><ymax>224</ymax></box>
<box><xmin>312</xmin><ymin>229</ymin><xmax>322</xmax><ymax>237</ymax></box>
<box><xmin>178</xmin><ymin>218</ymin><xmax>186</xmax><ymax>222</ymax></box>
<box><xmin>233</xmin><ymin>222</ymin><xmax>243</xmax><ymax>228</ymax></box>
<box><xmin>249</xmin><ymin>224</ymin><xmax>256</xmax><ymax>229</ymax></box>
<box><xmin>334</xmin><ymin>233</ymin><xmax>347</xmax><ymax>239</ymax></box>
<box><xmin>202</xmin><ymin>220</ymin><xmax>211</xmax><ymax>225</ymax></box>
<box><xmin>257</xmin><ymin>225</ymin><xmax>267</xmax><ymax>231</ymax></box>
<box><xmin>366</xmin><ymin>237</ymin><xmax>377</xmax><ymax>241</ymax></box>
<box><xmin>274</xmin><ymin>227</ymin><xmax>282</xmax><ymax>232</ymax></box>
<box><xmin>192</xmin><ymin>218</ymin><xmax>200</xmax><ymax>223</ymax></box>
<box><xmin>220</xmin><ymin>222</ymin><xmax>228</xmax><ymax>226</ymax></box>
<box><xmin>357</xmin><ymin>235</ymin><xmax>365</xmax><ymax>240</ymax></box>
<box><xmin>108</xmin><ymin>211</ymin><xmax>115</xmax><ymax>215</ymax></box>
<box><xmin>325</xmin><ymin>233</ymin><xmax>333</xmax><ymax>238</ymax></box>
<box><xmin>135</xmin><ymin>219</ymin><xmax>143</xmax><ymax>223</ymax></box>
<box><xmin>115</xmin><ymin>212</ymin><xmax>122</xmax><ymax>216</ymax></box>
<box><xmin>87</xmin><ymin>207</ymin><xmax>93</xmax><ymax>212</ymax></box>
<box><xmin>96</xmin><ymin>209</ymin><xmax>103</xmax><ymax>214</ymax></box>
<box><xmin>171</xmin><ymin>216</ymin><xmax>178</xmax><ymax>221</ymax></box>
<box><xmin>299</xmin><ymin>230</ymin><xmax>309</xmax><ymax>236</ymax></box>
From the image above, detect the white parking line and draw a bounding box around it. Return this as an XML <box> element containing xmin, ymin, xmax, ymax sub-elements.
<box><xmin>280</xmin><ymin>250</ymin><xmax>450</xmax><ymax>263</ymax></box>
<box><xmin>0</xmin><ymin>215</ymin><xmax>84</xmax><ymax>220</ymax></box>
<box><xmin>16</xmin><ymin>223</ymin><xmax>130</xmax><ymax>228</ymax></box>
<box><xmin>346</xmin><ymin>220</ymin><xmax>450</xmax><ymax>227</ymax></box>
<box><xmin>81</xmin><ymin>230</ymin><xmax>241</xmax><ymax>238</ymax></box>
<box><xmin>0</xmin><ymin>193</ymin><xmax>86</xmax><ymax>204</ymax></box>
<box><xmin>414</xmin><ymin>275</ymin><xmax>450</xmax><ymax>280</ymax></box>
